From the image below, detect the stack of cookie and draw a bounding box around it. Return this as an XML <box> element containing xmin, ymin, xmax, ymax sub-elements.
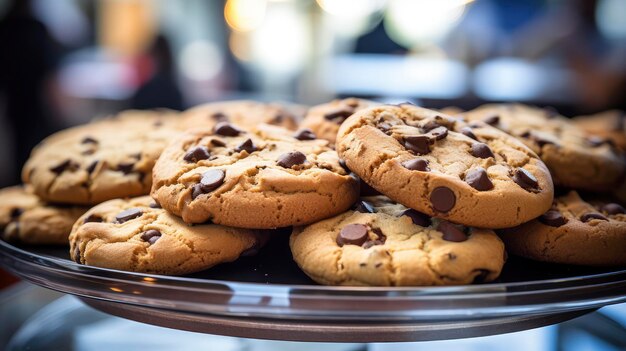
<box><xmin>1</xmin><ymin>99</ymin><xmax>623</xmax><ymax>286</ymax></box>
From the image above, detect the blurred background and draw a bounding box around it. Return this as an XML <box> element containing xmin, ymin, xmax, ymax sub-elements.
<box><xmin>0</xmin><ymin>0</ymin><xmax>625</xmax><ymax>187</ymax></box>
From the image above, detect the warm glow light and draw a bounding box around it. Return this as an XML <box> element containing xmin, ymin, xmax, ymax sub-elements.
<box><xmin>179</xmin><ymin>41</ymin><xmax>224</xmax><ymax>81</ymax></box>
<box><xmin>229</xmin><ymin>32</ymin><xmax>252</xmax><ymax>62</ymax></box>
<box><xmin>224</xmin><ymin>0</ymin><xmax>267</xmax><ymax>32</ymax></box>
<box><xmin>384</xmin><ymin>0</ymin><xmax>471</xmax><ymax>47</ymax></box>
<box><xmin>317</xmin><ymin>0</ymin><xmax>386</xmax><ymax>38</ymax></box>
<box><xmin>109</xmin><ymin>287</ymin><xmax>123</xmax><ymax>292</ymax></box>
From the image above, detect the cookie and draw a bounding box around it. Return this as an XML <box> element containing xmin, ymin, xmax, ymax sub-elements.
<box><xmin>336</xmin><ymin>104</ymin><xmax>554</xmax><ymax>229</ymax></box>
<box><xmin>151</xmin><ymin>123</ymin><xmax>359</xmax><ymax>228</ymax></box>
<box><xmin>22</xmin><ymin>109</ymin><xmax>184</xmax><ymax>205</ymax></box>
<box><xmin>290</xmin><ymin>196</ymin><xmax>505</xmax><ymax>286</ymax></box>
<box><xmin>462</xmin><ymin>104</ymin><xmax>625</xmax><ymax>191</ymax></box>
<box><xmin>0</xmin><ymin>186</ymin><xmax>86</xmax><ymax>244</ymax></box>
<box><xmin>181</xmin><ymin>100</ymin><xmax>302</xmax><ymax>132</ymax></box>
<box><xmin>69</xmin><ymin>196</ymin><xmax>265</xmax><ymax>275</ymax></box>
<box><xmin>499</xmin><ymin>191</ymin><xmax>626</xmax><ymax>266</ymax></box>
<box><xmin>572</xmin><ymin>110</ymin><xmax>626</xmax><ymax>150</ymax></box>
<box><xmin>299</xmin><ymin>98</ymin><xmax>378</xmax><ymax>144</ymax></box>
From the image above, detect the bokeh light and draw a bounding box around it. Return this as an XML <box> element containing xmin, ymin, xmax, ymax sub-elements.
<box><xmin>179</xmin><ymin>40</ymin><xmax>224</xmax><ymax>81</ymax></box>
<box><xmin>224</xmin><ymin>0</ymin><xmax>267</xmax><ymax>32</ymax></box>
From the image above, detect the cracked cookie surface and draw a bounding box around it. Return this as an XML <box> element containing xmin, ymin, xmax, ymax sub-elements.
<box><xmin>0</xmin><ymin>186</ymin><xmax>86</xmax><ymax>244</ymax></box>
<box><xmin>499</xmin><ymin>191</ymin><xmax>626</xmax><ymax>266</ymax></box>
<box><xmin>290</xmin><ymin>196</ymin><xmax>505</xmax><ymax>286</ymax></box>
<box><xmin>300</xmin><ymin>98</ymin><xmax>379</xmax><ymax>144</ymax></box>
<box><xmin>462</xmin><ymin>104</ymin><xmax>625</xmax><ymax>191</ymax></box>
<box><xmin>336</xmin><ymin>104</ymin><xmax>554</xmax><ymax>228</ymax></box>
<box><xmin>23</xmin><ymin>110</ymin><xmax>184</xmax><ymax>205</ymax></box>
<box><xmin>151</xmin><ymin>124</ymin><xmax>359</xmax><ymax>228</ymax></box>
<box><xmin>69</xmin><ymin>196</ymin><xmax>264</xmax><ymax>275</ymax></box>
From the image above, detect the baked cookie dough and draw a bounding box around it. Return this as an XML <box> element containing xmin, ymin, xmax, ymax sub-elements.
<box><xmin>151</xmin><ymin>123</ymin><xmax>359</xmax><ymax>228</ymax></box>
<box><xmin>22</xmin><ymin>109</ymin><xmax>184</xmax><ymax>205</ymax></box>
<box><xmin>290</xmin><ymin>196</ymin><xmax>505</xmax><ymax>286</ymax></box>
<box><xmin>499</xmin><ymin>191</ymin><xmax>626</xmax><ymax>266</ymax></box>
<box><xmin>69</xmin><ymin>196</ymin><xmax>265</xmax><ymax>275</ymax></box>
<box><xmin>336</xmin><ymin>103</ymin><xmax>554</xmax><ymax>229</ymax></box>
<box><xmin>0</xmin><ymin>186</ymin><xmax>85</xmax><ymax>245</ymax></box>
<box><xmin>462</xmin><ymin>104</ymin><xmax>625</xmax><ymax>191</ymax></box>
<box><xmin>299</xmin><ymin>98</ymin><xmax>379</xmax><ymax>144</ymax></box>
<box><xmin>572</xmin><ymin>109</ymin><xmax>626</xmax><ymax>150</ymax></box>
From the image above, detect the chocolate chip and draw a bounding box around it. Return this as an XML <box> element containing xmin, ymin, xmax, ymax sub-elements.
<box><xmin>83</xmin><ymin>214</ymin><xmax>103</xmax><ymax>223</ymax></box>
<box><xmin>214</xmin><ymin>122</ymin><xmax>241</xmax><ymax>136</ymax></box>
<box><xmin>437</xmin><ymin>220</ymin><xmax>468</xmax><ymax>242</ymax></box>
<box><xmin>520</xmin><ymin>131</ymin><xmax>531</xmax><ymax>138</ymax></box>
<box><xmin>483</xmin><ymin>115</ymin><xmax>500</xmax><ymax>126</ymax></box>
<box><xmin>363</xmin><ymin>227</ymin><xmax>386</xmax><ymax>248</ymax></box>
<box><xmin>149</xmin><ymin>201</ymin><xmax>161</xmax><ymax>209</ymax></box>
<box><xmin>404</xmin><ymin>135</ymin><xmax>431</xmax><ymax>155</ymax></box>
<box><xmin>354</xmin><ymin>200</ymin><xmax>376</xmax><ymax>213</ymax></box>
<box><xmin>86</xmin><ymin>160</ymin><xmax>99</xmax><ymax>174</ymax></box>
<box><xmin>191</xmin><ymin>184</ymin><xmax>204</xmax><ymax>200</ymax></box>
<box><xmin>430</xmin><ymin>187</ymin><xmax>456</xmax><ymax>212</ymax></box>
<box><xmin>132</xmin><ymin>153</ymin><xmax>142</xmax><ymax>160</ymax></box>
<box><xmin>50</xmin><ymin>159</ymin><xmax>76</xmax><ymax>174</ymax></box>
<box><xmin>460</xmin><ymin>127</ymin><xmax>477</xmax><ymax>140</ymax></box>
<box><xmin>471</xmin><ymin>143</ymin><xmax>494</xmax><ymax>159</ymax></box>
<box><xmin>401</xmin><ymin>209</ymin><xmax>431</xmax><ymax>227</ymax></box>
<box><xmin>10</xmin><ymin>208</ymin><xmax>23</xmax><ymax>219</ymax></box>
<box><xmin>211</xmin><ymin>112</ymin><xmax>228</xmax><ymax>121</ymax></box>
<box><xmin>277</xmin><ymin>151</ymin><xmax>307</xmax><ymax>168</ymax></box>
<box><xmin>336</xmin><ymin>224</ymin><xmax>368</xmax><ymax>247</ymax></box>
<box><xmin>602</xmin><ymin>203</ymin><xmax>625</xmax><ymax>215</ymax></box>
<box><xmin>184</xmin><ymin>146</ymin><xmax>211</xmax><ymax>163</ymax></box>
<box><xmin>512</xmin><ymin>168</ymin><xmax>539</xmax><ymax>191</ymax></box>
<box><xmin>115</xmin><ymin>208</ymin><xmax>143</xmax><ymax>223</ymax></box>
<box><xmin>210</xmin><ymin>139</ymin><xmax>226</xmax><ymax>147</ymax></box>
<box><xmin>200</xmin><ymin>169</ymin><xmax>226</xmax><ymax>192</ymax></box>
<box><xmin>73</xmin><ymin>246</ymin><xmax>81</xmax><ymax>263</ymax></box>
<box><xmin>235</xmin><ymin>138</ymin><xmax>257</xmax><ymax>153</ymax></box>
<box><xmin>324</xmin><ymin>107</ymin><xmax>354</xmax><ymax>122</ymax></box>
<box><xmin>422</xmin><ymin>121</ymin><xmax>441</xmax><ymax>132</ymax></box>
<box><xmin>81</xmin><ymin>136</ymin><xmax>98</xmax><ymax>144</ymax></box>
<box><xmin>465</xmin><ymin>167</ymin><xmax>493</xmax><ymax>191</ymax></box>
<box><xmin>587</xmin><ymin>136</ymin><xmax>607</xmax><ymax>147</ymax></box>
<box><xmin>580</xmin><ymin>213</ymin><xmax>608</xmax><ymax>222</ymax></box>
<box><xmin>427</xmin><ymin>126</ymin><xmax>448</xmax><ymax>141</ymax></box>
<box><xmin>472</xmin><ymin>269</ymin><xmax>491</xmax><ymax>283</ymax></box>
<box><xmin>539</xmin><ymin>210</ymin><xmax>568</xmax><ymax>227</ymax></box>
<box><xmin>293</xmin><ymin>128</ymin><xmax>316</xmax><ymax>140</ymax></box>
<box><xmin>402</xmin><ymin>158</ymin><xmax>430</xmax><ymax>171</ymax></box>
<box><xmin>378</xmin><ymin>122</ymin><xmax>393</xmax><ymax>134</ymax></box>
<box><xmin>117</xmin><ymin>162</ymin><xmax>135</xmax><ymax>174</ymax></box>
<box><xmin>140</xmin><ymin>229</ymin><xmax>161</xmax><ymax>245</ymax></box>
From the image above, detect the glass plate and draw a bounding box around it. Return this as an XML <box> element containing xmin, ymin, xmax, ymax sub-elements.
<box><xmin>1</xmin><ymin>233</ymin><xmax>625</xmax><ymax>342</ymax></box>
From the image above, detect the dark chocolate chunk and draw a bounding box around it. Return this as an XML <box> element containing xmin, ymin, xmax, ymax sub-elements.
<box><xmin>277</xmin><ymin>151</ymin><xmax>307</xmax><ymax>168</ymax></box>
<box><xmin>404</xmin><ymin>135</ymin><xmax>432</xmax><ymax>155</ymax></box>
<box><xmin>324</xmin><ymin>107</ymin><xmax>354</xmax><ymax>122</ymax></box>
<box><xmin>437</xmin><ymin>220</ymin><xmax>468</xmax><ymax>242</ymax></box>
<box><xmin>191</xmin><ymin>184</ymin><xmax>204</xmax><ymax>200</ymax></box>
<box><xmin>362</xmin><ymin>227</ymin><xmax>386</xmax><ymax>248</ymax></box>
<box><xmin>10</xmin><ymin>208</ymin><xmax>23</xmax><ymax>219</ymax></box>
<box><xmin>422</xmin><ymin>120</ymin><xmax>441</xmax><ymax>132</ymax></box>
<box><xmin>520</xmin><ymin>131</ymin><xmax>531</xmax><ymax>138</ymax></box>
<box><xmin>354</xmin><ymin>200</ymin><xmax>376</xmax><ymax>213</ymax></box>
<box><xmin>512</xmin><ymin>168</ymin><xmax>539</xmax><ymax>191</ymax></box>
<box><xmin>401</xmin><ymin>209</ymin><xmax>431</xmax><ymax>227</ymax></box>
<box><xmin>115</xmin><ymin>208</ymin><xmax>143</xmax><ymax>223</ymax></box>
<box><xmin>211</xmin><ymin>112</ymin><xmax>228</xmax><ymax>121</ymax></box>
<box><xmin>378</xmin><ymin>122</ymin><xmax>393</xmax><ymax>134</ymax></box>
<box><xmin>465</xmin><ymin>167</ymin><xmax>493</xmax><ymax>191</ymax></box>
<box><xmin>117</xmin><ymin>162</ymin><xmax>135</xmax><ymax>174</ymax></box>
<box><xmin>184</xmin><ymin>146</ymin><xmax>211</xmax><ymax>163</ymax></box>
<box><xmin>483</xmin><ymin>115</ymin><xmax>500</xmax><ymax>126</ymax></box>
<box><xmin>210</xmin><ymin>139</ymin><xmax>227</xmax><ymax>147</ymax></box>
<box><xmin>149</xmin><ymin>201</ymin><xmax>161</xmax><ymax>209</ymax></box>
<box><xmin>430</xmin><ymin>187</ymin><xmax>456</xmax><ymax>212</ymax></box>
<box><xmin>214</xmin><ymin>122</ymin><xmax>241</xmax><ymax>136</ymax></box>
<box><xmin>86</xmin><ymin>160</ymin><xmax>99</xmax><ymax>174</ymax></box>
<box><xmin>140</xmin><ymin>229</ymin><xmax>161</xmax><ymax>245</ymax></box>
<box><xmin>235</xmin><ymin>138</ymin><xmax>257</xmax><ymax>153</ymax></box>
<box><xmin>336</xmin><ymin>223</ymin><xmax>368</xmax><ymax>247</ymax></box>
<box><xmin>460</xmin><ymin>127</ymin><xmax>477</xmax><ymax>140</ymax></box>
<box><xmin>427</xmin><ymin>126</ymin><xmax>448</xmax><ymax>141</ymax></box>
<box><xmin>602</xmin><ymin>203</ymin><xmax>625</xmax><ymax>215</ymax></box>
<box><xmin>402</xmin><ymin>158</ymin><xmax>430</xmax><ymax>171</ymax></box>
<box><xmin>50</xmin><ymin>159</ymin><xmax>76</xmax><ymax>174</ymax></box>
<box><xmin>471</xmin><ymin>143</ymin><xmax>494</xmax><ymax>159</ymax></box>
<box><xmin>587</xmin><ymin>136</ymin><xmax>607</xmax><ymax>147</ymax></box>
<box><xmin>539</xmin><ymin>210</ymin><xmax>568</xmax><ymax>227</ymax></box>
<box><xmin>200</xmin><ymin>169</ymin><xmax>226</xmax><ymax>192</ymax></box>
<box><xmin>580</xmin><ymin>212</ymin><xmax>608</xmax><ymax>222</ymax></box>
<box><xmin>293</xmin><ymin>128</ymin><xmax>316</xmax><ymax>140</ymax></box>
<box><xmin>83</xmin><ymin>214</ymin><xmax>103</xmax><ymax>223</ymax></box>
<box><xmin>81</xmin><ymin>137</ymin><xmax>98</xmax><ymax>145</ymax></box>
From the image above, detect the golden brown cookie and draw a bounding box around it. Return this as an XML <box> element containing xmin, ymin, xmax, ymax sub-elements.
<box><xmin>336</xmin><ymin>104</ymin><xmax>554</xmax><ymax>229</ymax></box>
<box><xmin>0</xmin><ymin>186</ymin><xmax>86</xmax><ymax>244</ymax></box>
<box><xmin>463</xmin><ymin>104</ymin><xmax>625</xmax><ymax>191</ymax></box>
<box><xmin>69</xmin><ymin>196</ymin><xmax>265</xmax><ymax>275</ymax></box>
<box><xmin>290</xmin><ymin>196</ymin><xmax>505</xmax><ymax>286</ymax></box>
<box><xmin>151</xmin><ymin>123</ymin><xmax>359</xmax><ymax>228</ymax></box>
<box><xmin>572</xmin><ymin>109</ymin><xmax>626</xmax><ymax>150</ymax></box>
<box><xmin>499</xmin><ymin>191</ymin><xmax>626</xmax><ymax>266</ymax></box>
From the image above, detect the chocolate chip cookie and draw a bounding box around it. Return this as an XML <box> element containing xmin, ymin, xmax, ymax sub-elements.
<box><xmin>151</xmin><ymin>123</ymin><xmax>359</xmax><ymax>228</ymax></box>
<box><xmin>336</xmin><ymin>104</ymin><xmax>554</xmax><ymax>229</ymax></box>
<box><xmin>69</xmin><ymin>196</ymin><xmax>265</xmax><ymax>275</ymax></box>
<box><xmin>573</xmin><ymin>109</ymin><xmax>626</xmax><ymax>150</ymax></box>
<box><xmin>181</xmin><ymin>100</ymin><xmax>303</xmax><ymax>132</ymax></box>
<box><xmin>462</xmin><ymin>104</ymin><xmax>625</xmax><ymax>191</ymax></box>
<box><xmin>290</xmin><ymin>196</ymin><xmax>505</xmax><ymax>286</ymax></box>
<box><xmin>0</xmin><ymin>186</ymin><xmax>86</xmax><ymax>244</ymax></box>
<box><xmin>299</xmin><ymin>98</ymin><xmax>378</xmax><ymax>144</ymax></box>
<box><xmin>23</xmin><ymin>109</ymin><xmax>184</xmax><ymax>205</ymax></box>
<box><xmin>499</xmin><ymin>191</ymin><xmax>626</xmax><ymax>266</ymax></box>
